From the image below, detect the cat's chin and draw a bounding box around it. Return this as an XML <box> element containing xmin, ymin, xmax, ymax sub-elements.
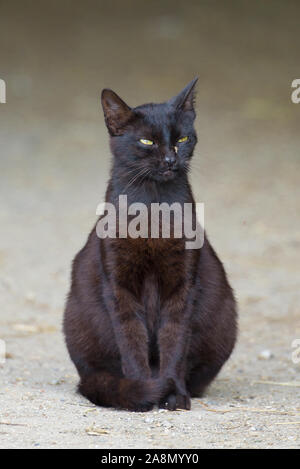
<box><xmin>152</xmin><ymin>170</ymin><xmax>178</xmax><ymax>183</ymax></box>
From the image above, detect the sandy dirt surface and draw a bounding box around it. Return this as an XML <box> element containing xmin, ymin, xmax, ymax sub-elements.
<box><xmin>0</xmin><ymin>1</ymin><xmax>299</xmax><ymax>449</ymax></box>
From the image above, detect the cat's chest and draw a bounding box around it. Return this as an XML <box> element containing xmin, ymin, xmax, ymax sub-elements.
<box><xmin>111</xmin><ymin>236</ymin><xmax>188</xmax><ymax>307</ymax></box>
<box><xmin>109</xmin><ymin>236</ymin><xmax>189</xmax><ymax>333</ymax></box>
<box><xmin>113</xmin><ymin>236</ymin><xmax>186</xmax><ymax>276</ymax></box>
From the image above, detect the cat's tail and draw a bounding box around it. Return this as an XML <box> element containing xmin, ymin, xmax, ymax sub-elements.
<box><xmin>78</xmin><ymin>371</ymin><xmax>166</xmax><ymax>412</ymax></box>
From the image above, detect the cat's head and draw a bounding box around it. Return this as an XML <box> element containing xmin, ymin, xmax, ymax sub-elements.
<box><xmin>101</xmin><ymin>79</ymin><xmax>198</xmax><ymax>183</ymax></box>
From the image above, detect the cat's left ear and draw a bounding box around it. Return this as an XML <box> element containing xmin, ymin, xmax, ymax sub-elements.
<box><xmin>169</xmin><ymin>77</ymin><xmax>198</xmax><ymax>112</ymax></box>
<box><xmin>101</xmin><ymin>89</ymin><xmax>133</xmax><ymax>136</ymax></box>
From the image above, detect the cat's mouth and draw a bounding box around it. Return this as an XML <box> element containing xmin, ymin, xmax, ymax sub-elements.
<box><xmin>149</xmin><ymin>167</ymin><xmax>179</xmax><ymax>182</ymax></box>
<box><xmin>161</xmin><ymin>168</ymin><xmax>178</xmax><ymax>180</ymax></box>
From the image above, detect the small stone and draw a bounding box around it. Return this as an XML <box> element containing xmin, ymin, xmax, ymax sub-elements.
<box><xmin>258</xmin><ymin>349</ymin><xmax>274</xmax><ymax>360</ymax></box>
<box><xmin>25</xmin><ymin>291</ymin><xmax>36</xmax><ymax>302</ymax></box>
<box><xmin>145</xmin><ymin>417</ymin><xmax>154</xmax><ymax>424</ymax></box>
<box><xmin>162</xmin><ymin>421</ymin><xmax>173</xmax><ymax>428</ymax></box>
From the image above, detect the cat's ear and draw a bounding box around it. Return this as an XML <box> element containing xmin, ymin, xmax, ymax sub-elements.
<box><xmin>101</xmin><ymin>89</ymin><xmax>133</xmax><ymax>136</ymax></box>
<box><xmin>169</xmin><ymin>78</ymin><xmax>198</xmax><ymax>112</ymax></box>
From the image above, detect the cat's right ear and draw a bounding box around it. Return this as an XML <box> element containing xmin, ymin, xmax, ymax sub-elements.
<box><xmin>101</xmin><ymin>89</ymin><xmax>133</xmax><ymax>136</ymax></box>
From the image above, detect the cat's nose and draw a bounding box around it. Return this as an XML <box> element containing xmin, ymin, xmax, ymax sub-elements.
<box><xmin>164</xmin><ymin>152</ymin><xmax>177</xmax><ymax>168</ymax></box>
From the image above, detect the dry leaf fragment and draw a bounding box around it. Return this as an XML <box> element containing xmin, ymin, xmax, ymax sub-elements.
<box><xmin>197</xmin><ymin>400</ymin><xmax>299</xmax><ymax>416</ymax></box>
<box><xmin>273</xmin><ymin>421</ymin><xmax>300</xmax><ymax>425</ymax></box>
<box><xmin>253</xmin><ymin>380</ymin><xmax>300</xmax><ymax>387</ymax></box>
<box><xmin>0</xmin><ymin>421</ymin><xmax>28</xmax><ymax>426</ymax></box>
<box><xmin>85</xmin><ymin>426</ymin><xmax>109</xmax><ymax>435</ymax></box>
<box><xmin>12</xmin><ymin>323</ymin><xmax>57</xmax><ymax>334</ymax></box>
<box><xmin>13</xmin><ymin>324</ymin><xmax>39</xmax><ymax>333</ymax></box>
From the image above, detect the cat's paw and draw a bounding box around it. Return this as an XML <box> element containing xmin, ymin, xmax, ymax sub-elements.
<box><xmin>124</xmin><ymin>378</ymin><xmax>162</xmax><ymax>412</ymax></box>
<box><xmin>159</xmin><ymin>392</ymin><xmax>191</xmax><ymax>411</ymax></box>
<box><xmin>159</xmin><ymin>393</ymin><xmax>176</xmax><ymax>410</ymax></box>
<box><xmin>131</xmin><ymin>401</ymin><xmax>154</xmax><ymax>412</ymax></box>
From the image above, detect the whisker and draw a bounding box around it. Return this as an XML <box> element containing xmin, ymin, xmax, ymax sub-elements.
<box><xmin>122</xmin><ymin>166</ymin><xmax>150</xmax><ymax>194</ymax></box>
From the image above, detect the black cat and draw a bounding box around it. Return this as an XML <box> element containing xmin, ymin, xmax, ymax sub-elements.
<box><xmin>63</xmin><ymin>79</ymin><xmax>237</xmax><ymax>411</ymax></box>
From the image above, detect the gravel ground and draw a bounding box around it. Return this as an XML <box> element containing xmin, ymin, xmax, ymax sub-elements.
<box><xmin>0</xmin><ymin>0</ymin><xmax>299</xmax><ymax>449</ymax></box>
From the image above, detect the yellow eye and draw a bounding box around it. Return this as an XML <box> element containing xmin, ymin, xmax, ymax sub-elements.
<box><xmin>178</xmin><ymin>136</ymin><xmax>188</xmax><ymax>143</ymax></box>
<box><xmin>139</xmin><ymin>139</ymin><xmax>153</xmax><ymax>145</ymax></box>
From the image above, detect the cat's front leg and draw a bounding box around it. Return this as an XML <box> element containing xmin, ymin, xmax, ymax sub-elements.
<box><xmin>158</xmin><ymin>326</ymin><xmax>191</xmax><ymax>410</ymax></box>
<box><xmin>158</xmin><ymin>286</ymin><xmax>192</xmax><ymax>410</ymax></box>
<box><xmin>109</xmin><ymin>285</ymin><xmax>152</xmax><ymax>381</ymax></box>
